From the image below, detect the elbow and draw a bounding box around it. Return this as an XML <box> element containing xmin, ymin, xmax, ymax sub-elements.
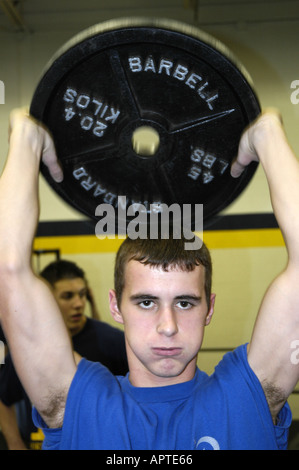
<box><xmin>0</xmin><ymin>254</ymin><xmax>28</xmax><ymax>281</ymax></box>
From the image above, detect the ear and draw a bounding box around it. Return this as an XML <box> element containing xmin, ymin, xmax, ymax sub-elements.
<box><xmin>109</xmin><ymin>289</ymin><xmax>124</xmax><ymax>325</ymax></box>
<box><xmin>205</xmin><ymin>293</ymin><xmax>216</xmax><ymax>326</ymax></box>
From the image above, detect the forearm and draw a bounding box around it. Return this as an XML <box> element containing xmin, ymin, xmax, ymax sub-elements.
<box><xmin>254</xmin><ymin>117</ymin><xmax>299</xmax><ymax>257</ymax></box>
<box><xmin>0</xmin><ymin>111</ymin><xmax>63</xmax><ymax>272</ymax></box>
<box><xmin>232</xmin><ymin>111</ymin><xmax>299</xmax><ymax>262</ymax></box>
<box><xmin>0</xmin><ymin>129</ymin><xmax>40</xmax><ymax>270</ymax></box>
<box><xmin>0</xmin><ymin>402</ymin><xmax>27</xmax><ymax>450</ymax></box>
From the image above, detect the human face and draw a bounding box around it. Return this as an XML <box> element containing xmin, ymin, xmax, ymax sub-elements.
<box><xmin>53</xmin><ymin>278</ymin><xmax>87</xmax><ymax>336</ymax></box>
<box><xmin>109</xmin><ymin>260</ymin><xmax>215</xmax><ymax>387</ymax></box>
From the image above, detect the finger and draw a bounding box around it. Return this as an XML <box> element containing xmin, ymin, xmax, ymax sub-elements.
<box><xmin>261</xmin><ymin>107</ymin><xmax>283</xmax><ymax>123</ymax></box>
<box><xmin>31</xmin><ymin>113</ymin><xmax>64</xmax><ymax>183</ymax></box>
<box><xmin>43</xmin><ymin>156</ymin><xmax>64</xmax><ymax>183</ymax></box>
<box><xmin>230</xmin><ymin>133</ymin><xmax>255</xmax><ymax>178</ymax></box>
<box><xmin>230</xmin><ymin>160</ymin><xmax>247</xmax><ymax>178</ymax></box>
<box><xmin>8</xmin><ymin>108</ymin><xmax>64</xmax><ymax>183</ymax></box>
<box><xmin>42</xmin><ymin>133</ymin><xmax>64</xmax><ymax>183</ymax></box>
<box><xmin>9</xmin><ymin>106</ymin><xmax>29</xmax><ymax>125</ymax></box>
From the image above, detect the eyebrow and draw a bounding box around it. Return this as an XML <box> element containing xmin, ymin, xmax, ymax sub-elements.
<box><xmin>59</xmin><ymin>287</ymin><xmax>87</xmax><ymax>295</ymax></box>
<box><xmin>129</xmin><ymin>294</ymin><xmax>159</xmax><ymax>302</ymax></box>
<box><xmin>174</xmin><ymin>295</ymin><xmax>202</xmax><ymax>302</ymax></box>
<box><xmin>129</xmin><ymin>294</ymin><xmax>201</xmax><ymax>302</ymax></box>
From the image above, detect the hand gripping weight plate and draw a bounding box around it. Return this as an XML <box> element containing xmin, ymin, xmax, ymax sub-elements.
<box><xmin>30</xmin><ymin>17</ymin><xmax>260</xmax><ymax>231</ymax></box>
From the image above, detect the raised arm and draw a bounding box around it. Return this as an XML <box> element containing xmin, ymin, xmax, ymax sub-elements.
<box><xmin>231</xmin><ymin>109</ymin><xmax>299</xmax><ymax>420</ymax></box>
<box><xmin>0</xmin><ymin>110</ymin><xmax>76</xmax><ymax>428</ymax></box>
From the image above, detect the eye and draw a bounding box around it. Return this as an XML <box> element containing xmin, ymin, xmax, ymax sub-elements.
<box><xmin>139</xmin><ymin>300</ymin><xmax>155</xmax><ymax>309</ymax></box>
<box><xmin>79</xmin><ymin>289</ymin><xmax>87</xmax><ymax>299</ymax></box>
<box><xmin>61</xmin><ymin>292</ymin><xmax>73</xmax><ymax>300</ymax></box>
<box><xmin>176</xmin><ymin>300</ymin><xmax>193</xmax><ymax>310</ymax></box>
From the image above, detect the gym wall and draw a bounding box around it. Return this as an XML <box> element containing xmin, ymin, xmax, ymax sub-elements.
<box><xmin>0</xmin><ymin>1</ymin><xmax>299</xmax><ymax>419</ymax></box>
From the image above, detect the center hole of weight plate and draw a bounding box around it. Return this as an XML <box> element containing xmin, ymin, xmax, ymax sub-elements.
<box><xmin>132</xmin><ymin>126</ymin><xmax>160</xmax><ymax>157</ymax></box>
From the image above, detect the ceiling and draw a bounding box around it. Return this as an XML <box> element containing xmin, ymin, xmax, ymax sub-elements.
<box><xmin>0</xmin><ymin>0</ymin><xmax>299</xmax><ymax>34</ymax></box>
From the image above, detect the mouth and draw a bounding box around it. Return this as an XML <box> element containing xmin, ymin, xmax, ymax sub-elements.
<box><xmin>152</xmin><ymin>347</ymin><xmax>182</xmax><ymax>357</ymax></box>
<box><xmin>70</xmin><ymin>313</ymin><xmax>83</xmax><ymax>322</ymax></box>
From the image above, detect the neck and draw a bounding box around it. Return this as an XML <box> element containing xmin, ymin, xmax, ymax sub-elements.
<box><xmin>128</xmin><ymin>358</ymin><xmax>197</xmax><ymax>388</ymax></box>
<box><xmin>69</xmin><ymin>316</ymin><xmax>87</xmax><ymax>336</ymax></box>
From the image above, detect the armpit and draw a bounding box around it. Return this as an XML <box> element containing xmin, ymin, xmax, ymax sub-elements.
<box><xmin>262</xmin><ymin>380</ymin><xmax>288</xmax><ymax>424</ymax></box>
<box><xmin>38</xmin><ymin>389</ymin><xmax>68</xmax><ymax>429</ymax></box>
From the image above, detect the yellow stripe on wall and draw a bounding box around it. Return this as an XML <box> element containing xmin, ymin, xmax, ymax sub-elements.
<box><xmin>203</xmin><ymin>228</ymin><xmax>285</xmax><ymax>249</ymax></box>
<box><xmin>33</xmin><ymin>228</ymin><xmax>285</xmax><ymax>254</ymax></box>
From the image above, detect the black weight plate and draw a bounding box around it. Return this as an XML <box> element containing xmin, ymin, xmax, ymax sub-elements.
<box><xmin>30</xmin><ymin>17</ymin><xmax>260</xmax><ymax>231</ymax></box>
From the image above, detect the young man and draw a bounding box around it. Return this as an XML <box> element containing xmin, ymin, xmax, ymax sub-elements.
<box><xmin>0</xmin><ymin>108</ymin><xmax>298</xmax><ymax>450</ymax></box>
<box><xmin>0</xmin><ymin>259</ymin><xmax>128</xmax><ymax>449</ymax></box>
<box><xmin>39</xmin><ymin>259</ymin><xmax>128</xmax><ymax>374</ymax></box>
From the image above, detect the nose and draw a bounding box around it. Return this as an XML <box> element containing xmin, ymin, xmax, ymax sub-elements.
<box><xmin>73</xmin><ymin>294</ymin><xmax>85</xmax><ymax>309</ymax></box>
<box><xmin>156</xmin><ymin>306</ymin><xmax>178</xmax><ymax>337</ymax></box>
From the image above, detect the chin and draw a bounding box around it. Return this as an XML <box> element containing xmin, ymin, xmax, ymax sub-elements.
<box><xmin>151</xmin><ymin>359</ymin><xmax>194</xmax><ymax>381</ymax></box>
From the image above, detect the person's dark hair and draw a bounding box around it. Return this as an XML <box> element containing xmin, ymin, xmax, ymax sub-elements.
<box><xmin>40</xmin><ymin>260</ymin><xmax>86</xmax><ymax>287</ymax></box>
<box><xmin>114</xmin><ymin>236</ymin><xmax>212</xmax><ymax>309</ymax></box>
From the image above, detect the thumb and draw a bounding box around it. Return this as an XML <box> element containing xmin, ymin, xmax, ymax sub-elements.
<box><xmin>42</xmin><ymin>132</ymin><xmax>64</xmax><ymax>183</ymax></box>
<box><xmin>230</xmin><ymin>128</ymin><xmax>258</xmax><ymax>179</ymax></box>
<box><xmin>230</xmin><ymin>159</ymin><xmax>248</xmax><ymax>178</ymax></box>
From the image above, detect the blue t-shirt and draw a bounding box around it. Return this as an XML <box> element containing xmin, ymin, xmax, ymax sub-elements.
<box><xmin>33</xmin><ymin>344</ymin><xmax>291</xmax><ymax>450</ymax></box>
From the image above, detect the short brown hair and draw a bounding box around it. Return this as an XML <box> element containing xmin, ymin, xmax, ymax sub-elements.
<box><xmin>114</xmin><ymin>236</ymin><xmax>212</xmax><ymax>309</ymax></box>
<box><xmin>40</xmin><ymin>260</ymin><xmax>86</xmax><ymax>286</ymax></box>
